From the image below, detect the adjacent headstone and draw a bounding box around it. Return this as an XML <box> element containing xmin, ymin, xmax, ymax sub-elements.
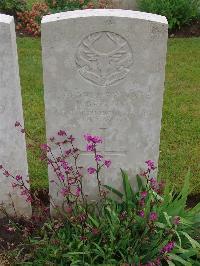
<box><xmin>42</xmin><ymin>9</ymin><xmax>168</xmax><ymax>213</ymax></box>
<box><xmin>0</xmin><ymin>14</ymin><xmax>31</xmax><ymax>217</ymax></box>
<box><xmin>112</xmin><ymin>0</ymin><xmax>138</xmax><ymax>10</ymax></box>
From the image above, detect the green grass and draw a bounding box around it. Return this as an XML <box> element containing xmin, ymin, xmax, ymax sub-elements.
<box><xmin>17</xmin><ymin>37</ymin><xmax>200</xmax><ymax>193</ymax></box>
<box><xmin>159</xmin><ymin>38</ymin><xmax>200</xmax><ymax>194</ymax></box>
<box><xmin>17</xmin><ymin>37</ymin><xmax>47</xmax><ymax>189</ymax></box>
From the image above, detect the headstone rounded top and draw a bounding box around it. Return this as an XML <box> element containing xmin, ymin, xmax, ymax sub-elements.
<box><xmin>42</xmin><ymin>9</ymin><xmax>168</xmax><ymax>25</ymax></box>
<box><xmin>0</xmin><ymin>13</ymin><xmax>13</xmax><ymax>24</ymax></box>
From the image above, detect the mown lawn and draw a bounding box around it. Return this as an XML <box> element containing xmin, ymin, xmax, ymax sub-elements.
<box><xmin>159</xmin><ymin>38</ymin><xmax>200</xmax><ymax>194</ymax></box>
<box><xmin>17</xmin><ymin>37</ymin><xmax>200</xmax><ymax>193</ymax></box>
<box><xmin>17</xmin><ymin>37</ymin><xmax>47</xmax><ymax>189</ymax></box>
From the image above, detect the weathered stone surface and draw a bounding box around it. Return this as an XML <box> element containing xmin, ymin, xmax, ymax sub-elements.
<box><xmin>112</xmin><ymin>0</ymin><xmax>138</xmax><ymax>10</ymax></box>
<box><xmin>0</xmin><ymin>14</ymin><xmax>31</xmax><ymax>217</ymax></box>
<box><xmin>42</xmin><ymin>9</ymin><xmax>168</xmax><ymax>211</ymax></box>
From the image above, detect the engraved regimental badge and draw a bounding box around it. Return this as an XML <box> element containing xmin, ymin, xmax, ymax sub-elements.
<box><xmin>76</xmin><ymin>31</ymin><xmax>133</xmax><ymax>86</ymax></box>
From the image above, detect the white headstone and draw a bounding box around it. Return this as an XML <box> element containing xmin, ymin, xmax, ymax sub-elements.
<box><xmin>0</xmin><ymin>14</ymin><xmax>31</xmax><ymax>217</ymax></box>
<box><xmin>42</xmin><ymin>9</ymin><xmax>168</xmax><ymax>212</ymax></box>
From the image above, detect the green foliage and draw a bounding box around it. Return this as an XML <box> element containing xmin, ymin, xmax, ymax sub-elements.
<box><xmin>138</xmin><ymin>0</ymin><xmax>200</xmax><ymax>30</ymax></box>
<box><xmin>45</xmin><ymin>0</ymin><xmax>90</xmax><ymax>12</ymax></box>
<box><xmin>0</xmin><ymin>0</ymin><xmax>27</xmax><ymax>16</ymax></box>
<box><xmin>15</xmin><ymin>171</ymin><xmax>200</xmax><ymax>265</ymax></box>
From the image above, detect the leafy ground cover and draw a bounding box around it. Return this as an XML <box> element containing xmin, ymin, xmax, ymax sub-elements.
<box><xmin>0</xmin><ymin>149</ymin><xmax>200</xmax><ymax>264</ymax></box>
<box><xmin>17</xmin><ymin>37</ymin><xmax>200</xmax><ymax>194</ymax></box>
<box><xmin>27</xmin><ymin>0</ymin><xmax>44</xmax><ymax>9</ymax></box>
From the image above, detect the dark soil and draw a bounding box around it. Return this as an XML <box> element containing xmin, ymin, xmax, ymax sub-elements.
<box><xmin>0</xmin><ymin>254</ymin><xmax>10</xmax><ymax>266</ymax></box>
<box><xmin>187</xmin><ymin>194</ymin><xmax>200</xmax><ymax>208</ymax></box>
<box><xmin>0</xmin><ymin>217</ymin><xmax>25</xmax><ymax>250</ymax></box>
<box><xmin>0</xmin><ymin>188</ymin><xmax>50</xmax><ymax>252</ymax></box>
<box><xmin>170</xmin><ymin>20</ymin><xmax>200</xmax><ymax>37</ymax></box>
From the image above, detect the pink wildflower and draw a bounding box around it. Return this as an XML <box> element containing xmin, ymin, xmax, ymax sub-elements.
<box><xmin>87</xmin><ymin>167</ymin><xmax>96</xmax><ymax>174</ymax></box>
<box><xmin>73</xmin><ymin>148</ymin><xmax>79</xmax><ymax>154</ymax></box>
<box><xmin>68</xmin><ymin>135</ymin><xmax>75</xmax><ymax>143</ymax></box>
<box><xmin>92</xmin><ymin>228</ymin><xmax>100</xmax><ymax>236</ymax></box>
<box><xmin>80</xmin><ymin>235</ymin><xmax>88</xmax><ymax>241</ymax></box>
<box><xmin>104</xmin><ymin>160</ymin><xmax>111</xmax><ymax>168</ymax></box>
<box><xmin>68</xmin><ymin>178</ymin><xmax>76</xmax><ymax>185</ymax></box>
<box><xmin>20</xmin><ymin>189</ymin><xmax>32</xmax><ymax>202</ymax></box>
<box><xmin>60</xmin><ymin>187</ymin><xmax>70</xmax><ymax>197</ymax></box>
<box><xmin>149</xmin><ymin>212</ymin><xmax>158</xmax><ymax>221</ymax></box>
<box><xmin>138</xmin><ymin>210</ymin><xmax>145</xmax><ymax>218</ymax></box>
<box><xmin>160</xmin><ymin>241</ymin><xmax>175</xmax><ymax>254</ymax></box>
<box><xmin>12</xmin><ymin>182</ymin><xmax>18</xmax><ymax>188</ymax></box>
<box><xmin>59</xmin><ymin>174</ymin><xmax>65</xmax><ymax>182</ymax></box>
<box><xmin>26</xmin><ymin>195</ymin><xmax>32</xmax><ymax>203</ymax></box>
<box><xmin>138</xmin><ymin>199</ymin><xmax>145</xmax><ymax>207</ymax></box>
<box><xmin>95</xmin><ymin>154</ymin><xmax>103</xmax><ymax>162</ymax></box>
<box><xmin>145</xmin><ymin>160</ymin><xmax>156</xmax><ymax>171</ymax></box>
<box><xmin>173</xmin><ymin>216</ymin><xmax>181</xmax><ymax>225</ymax></box>
<box><xmin>65</xmin><ymin>149</ymin><xmax>72</xmax><ymax>156</ymax></box>
<box><xmin>76</xmin><ymin>186</ymin><xmax>81</xmax><ymax>197</ymax></box>
<box><xmin>3</xmin><ymin>171</ymin><xmax>9</xmax><ymax>177</ymax></box>
<box><xmin>40</xmin><ymin>144</ymin><xmax>51</xmax><ymax>152</ymax></box>
<box><xmin>15</xmin><ymin>121</ymin><xmax>21</xmax><ymax>127</ymax></box>
<box><xmin>58</xmin><ymin>130</ymin><xmax>66</xmax><ymax>136</ymax></box>
<box><xmin>84</xmin><ymin>134</ymin><xmax>102</xmax><ymax>144</ymax></box>
<box><xmin>149</xmin><ymin>178</ymin><xmax>159</xmax><ymax>191</ymax></box>
<box><xmin>86</xmin><ymin>143</ymin><xmax>95</xmax><ymax>152</ymax></box>
<box><xmin>16</xmin><ymin>175</ymin><xmax>22</xmax><ymax>181</ymax></box>
<box><xmin>140</xmin><ymin>191</ymin><xmax>148</xmax><ymax>199</ymax></box>
<box><xmin>61</xmin><ymin>160</ymin><xmax>68</xmax><ymax>170</ymax></box>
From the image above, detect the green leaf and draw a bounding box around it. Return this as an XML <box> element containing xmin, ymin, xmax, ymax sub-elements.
<box><xmin>136</xmin><ymin>174</ymin><xmax>145</xmax><ymax>190</ymax></box>
<box><xmin>92</xmin><ymin>243</ymin><xmax>105</xmax><ymax>256</ymax></box>
<box><xmin>163</xmin><ymin>212</ymin><xmax>172</xmax><ymax>227</ymax></box>
<box><xmin>175</xmin><ymin>170</ymin><xmax>191</xmax><ymax>205</ymax></box>
<box><xmin>168</xmin><ymin>253</ymin><xmax>192</xmax><ymax>265</ymax></box>
<box><xmin>121</xmin><ymin>169</ymin><xmax>134</xmax><ymax>211</ymax></box>
<box><xmin>103</xmin><ymin>185</ymin><xmax>123</xmax><ymax>199</ymax></box>
<box><xmin>64</xmin><ymin>252</ymin><xmax>89</xmax><ymax>255</ymax></box>
<box><xmin>172</xmin><ymin>229</ymin><xmax>182</xmax><ymax>247</ymax></box>
<box><xmin>155</xmin><ymin>222</ymin><xmax>166</xmax><ymax>229</ymax></box>
<box><xmin>190</xmin><ymin>202</ymin><xmax>200</xmax><ymax>214</ymax></box>
<box><xmin>167</xmin><ymin>260</ymin><xmax>176</xmax><ymax>266</ymax></box>
<box><xmin>88</xmin><ymin>214</ymin><xmax>99</xmax><ymax>228</ymax></box>
<box><xmin>181</xmin><ymin>231</ymin><xmax>200</xmax><ymax>248</ymax></box>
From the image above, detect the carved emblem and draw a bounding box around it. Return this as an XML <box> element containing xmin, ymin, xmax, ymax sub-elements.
<box><xmin>75</xmin><ymin>31</ymin><xmax>133</xmax><ymax>86</ymax></box>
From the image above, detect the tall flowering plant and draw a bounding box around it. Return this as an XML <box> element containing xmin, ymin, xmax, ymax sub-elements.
<box><xmin>0</xmin><ymin>124</ymin><xmax>200</xmax><ymax>265</ymax></box>
<box><xmin>41</xmin><ymin>131</ymin><xmax>111</xmax><ymax>209</ymax></box>
<box><xmin>3</xmin><ymin>123</ymin><xmax>112</xmax><ymax>214</ymax></box>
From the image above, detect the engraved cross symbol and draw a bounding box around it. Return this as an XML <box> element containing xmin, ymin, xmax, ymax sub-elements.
<box><xmin>81</xmin><ymin>128</ymin><xmax>127</xmax><ymax>157</ymax></box>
